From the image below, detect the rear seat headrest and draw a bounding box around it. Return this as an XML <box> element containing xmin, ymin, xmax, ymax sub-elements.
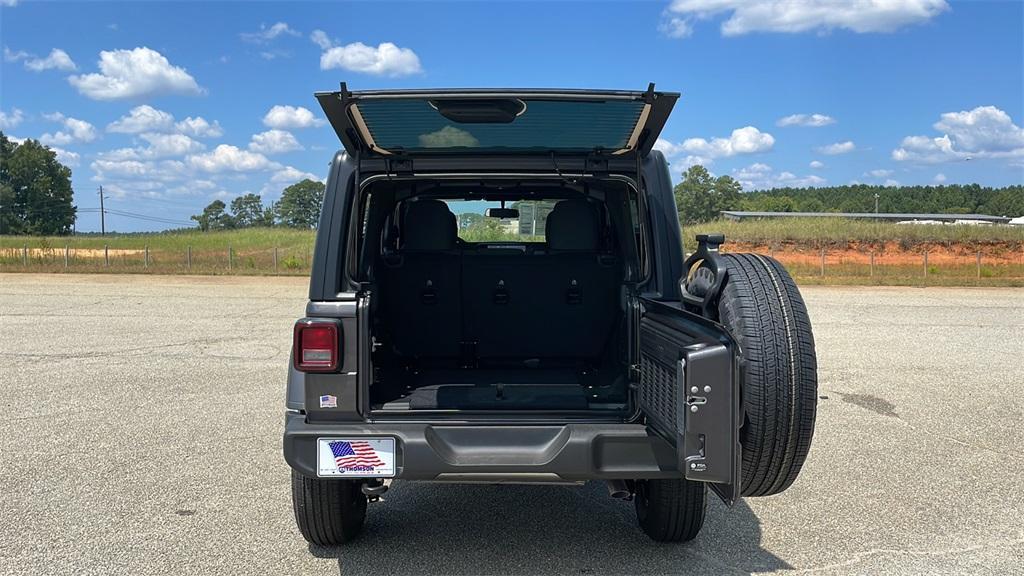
<box><xmin>546</xmin><ymin>199</ymin><xmax>599</xmax><ymax>251</ymax></box>
<box><xmin>402</xmin><ymin>199</ymin><xmax>457</xmax><ymax>250</ymax></box>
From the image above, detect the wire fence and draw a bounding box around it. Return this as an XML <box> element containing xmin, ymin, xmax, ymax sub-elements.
<box><xmin>0</xmin><ymin>244</ymin><xmax>314</xmax><ymax>275</ymax></box>
<box><xmin>2</xmin><ymin>242</ymin><xmax>1022</xmax><ymax>285</ymax></box>
<box><xmin>728</xmin><ymin>244</ymin><xmax>1024</xmax><ymax>286</ymax></box>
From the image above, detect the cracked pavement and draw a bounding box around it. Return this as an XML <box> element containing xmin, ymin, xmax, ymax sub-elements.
<box><xmin>1</xmin><ymin>275</ymin><xmax>1022</xmax><ymax>575</ymax></box>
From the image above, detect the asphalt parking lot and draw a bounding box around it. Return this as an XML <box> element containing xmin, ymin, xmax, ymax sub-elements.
<box><xmin>1</xmin><ymin>274</ymin><xmax>1022</xmax><ymax>575</ymax></box>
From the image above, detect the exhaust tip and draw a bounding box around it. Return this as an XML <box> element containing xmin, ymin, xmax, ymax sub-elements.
<box><xmin>606</xmin><ymin>479</ymin><xmax>632</xmax><ymax>500</ymax></box>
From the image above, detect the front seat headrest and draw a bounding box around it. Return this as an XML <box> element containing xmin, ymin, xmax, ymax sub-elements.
<box><xmin>402</xmin><ymin>199</ymin><xmax>458</xmax><ymax>250</ymax></box>
<box><xmin>546</xmin><ymin>199</ymin><xmax>599</xmax><ymax>251</ymax></box>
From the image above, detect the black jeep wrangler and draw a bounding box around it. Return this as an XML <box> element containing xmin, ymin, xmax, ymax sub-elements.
<box><xmin>283</xmin><ymin>84</ymin><xmax>817</xmax><ymax>544</ymax></box>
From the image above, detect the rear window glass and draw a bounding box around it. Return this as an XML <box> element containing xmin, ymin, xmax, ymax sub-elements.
<box><xmin>354</xmin><ymin>98</ymin><xmax>645</xmax><ymax>153</ymax></box>
<box><xmin>444</xmin><ymin>200</ymin><xmax>558</xmax><ymax>242</ymax></box>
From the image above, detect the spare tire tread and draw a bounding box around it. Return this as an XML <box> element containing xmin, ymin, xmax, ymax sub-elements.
<box><xmin>715</xmin><ymin>253</ymin><xmax>818</xmax><ymax>497</ymax></box>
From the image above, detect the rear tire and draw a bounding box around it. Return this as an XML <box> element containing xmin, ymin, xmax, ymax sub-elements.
<box><xmin>694</xmin><ymin>253</ymin><xmax>818</xmax><ymax>497</ymax></box>
<box><xmin>634</xmin><ymin>478</ymin><xmax>707</xmax><ymax>542</ymax></box>
<box><xmin>291</xmin><ymin>470</ymin><xmax>367</xmax><ymax>545</ymax></box>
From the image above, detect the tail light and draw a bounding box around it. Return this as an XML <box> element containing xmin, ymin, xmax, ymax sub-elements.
<box><xmin>293</xmin><ymin>320</ymin><xmax>340</xmax><ymax>372</ymax></box>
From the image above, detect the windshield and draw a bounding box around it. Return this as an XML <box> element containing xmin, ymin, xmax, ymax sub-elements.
<box><xmin>353</xmin><ymin>98</ymin><xmax>647</xmax><ymax>154</ymax></box>
<box><xmin>445</xmin><ymin>200</ymin><xmax>558</xmax><ymax>242</ymax></box>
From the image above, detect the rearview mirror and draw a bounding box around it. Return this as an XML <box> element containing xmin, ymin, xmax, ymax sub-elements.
<box><xmin>485</xmin><ymin>208</ymin><xmax>519</xmax><ymax>219</ymax></box>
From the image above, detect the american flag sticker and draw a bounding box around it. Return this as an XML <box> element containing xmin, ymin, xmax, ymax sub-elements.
<box><xmin>317</xmin><ymin>438</ymin><xmax>396</xmax><ymax>477</ymax></box>
<box><xmin>319</xmin><ymin>395</ymin><xmax>337</xmax><ymax>408</ymax></box>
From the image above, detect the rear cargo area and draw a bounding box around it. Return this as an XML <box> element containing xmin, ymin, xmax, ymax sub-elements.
<box><xmin>365</xmin><ymin>190</ymin><xmax>633</xmax><ymax>415</ymax></box>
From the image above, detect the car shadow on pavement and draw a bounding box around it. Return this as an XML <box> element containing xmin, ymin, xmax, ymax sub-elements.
<box><xmin>309</xmin><ymin>480</ymin><xmax>790</xmax><ymax>575</ymax></box>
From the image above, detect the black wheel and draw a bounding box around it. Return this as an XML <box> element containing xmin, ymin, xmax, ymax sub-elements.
<box><xmin>291</xmin><ymin>470</ymin><xmax>367</xmax><ymax>545</ymax></box>
<box><xmin>634</xmin><ymin>478</ymin><xmax>707</xmax><ymax>542</ymax></box>
<box><xmin>688</xmin><ymin>253</ymin><xmax>818</xmax><ymax>497</ymax></box>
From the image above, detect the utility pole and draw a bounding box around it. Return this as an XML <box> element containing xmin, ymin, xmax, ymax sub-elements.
<box><xmin>97</xmin><ymin>186</ymin><xmax>105</xmax><ymax>235</ymax></box>
<box><xmin>874</xmin><ymin>193</ymin><xmax>880</xmax><ymax>214</ymax></box>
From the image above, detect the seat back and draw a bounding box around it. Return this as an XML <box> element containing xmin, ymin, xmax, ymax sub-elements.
<box><xmin>379</xmin><ymin>200</ymin><xmax>462</xmax><ymax>359</ymax></box>
<box><xmin>463</xmin><ymin>199</ymin><xmax>619</xmax><ymax>361</ymax></box>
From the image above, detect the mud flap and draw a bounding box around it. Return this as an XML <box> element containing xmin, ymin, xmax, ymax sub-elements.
<box><xmin>639</xmin><ymin>299</ymin><xmax>741</xmax><ymax>504</ymax></box>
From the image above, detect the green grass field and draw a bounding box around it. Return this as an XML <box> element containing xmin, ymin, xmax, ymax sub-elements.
<box><xmin>0</xmin><ymin>228</ymin><xmax>316</xmax><ymax>275</ymax></box>
<box><xmin>686</xmin><ymin>217</ymin><xmax>1024</xmax><ymax>248</ymax></box>
<box><xmin>1</xmin><ymin>220</ymin><xmax>1021</xmax><ymax>284</ymax></box>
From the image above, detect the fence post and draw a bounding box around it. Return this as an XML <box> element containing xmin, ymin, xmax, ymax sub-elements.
<box><xmin>819</xmin><ymin>248</ymin><xmax>825</xmax><ymax>277</ymax></box>
<box><xmin>976</xmin><ymin>251</ymin><xmax>982</xmax><ymax>279</ymax></box>
<box><xmin>228</xmin><ymin>245</ymin><xmax>232</xmax><ymax>270</ymax></box>
<box><xmin>869</xmin><ymin>252</ymin><xmax>875</xmax><ymax>277</ymax></box>
<box><xmin>770</xmin><ymin>245</ymin><xmax>775</xmax><ymax>260</ymax></box>
<box><xmin>923</xmin><ymin>252</ymin><xmax>929</xmax><ymax>278</ymax></box>
<box><xmin>144</xmin><ymin>245</ymin><xmax>149</xmax><ymax>269</ymax></box>
<box><xmin>273</xmin><ymin>247</ymin><xmax>278</xmax><ymax>273</ymax></box>
<box><xmin>64</xmin><ymin>245</ymin><xmax>69</xmax><ymax>269</ymax></box>
<box><xmin>187</xmin><ymin>246</ymin><xmax>192</xmax><ymax>271</ymax></box>
<box><xmin>22</xmin><ymin>244</ymin><xmax>27</xmax><ymax>266</ymax></box>
<box><xmin>104</xmin><ymin>244</ymin><xmax>109</xmax><ymax>267</ymax></box>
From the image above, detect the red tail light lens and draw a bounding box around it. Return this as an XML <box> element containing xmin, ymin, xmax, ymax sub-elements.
<box><xmin>293</xmin><ymin>321</ymin><xmax>339</xmax><ymax>372</ymax></box>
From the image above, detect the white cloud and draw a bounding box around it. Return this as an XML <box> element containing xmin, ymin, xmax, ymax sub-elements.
<box><xmin>0</xmin><ymin>108</ymin><xmax>25</xmax><ymax>130</ymax></box>
<box><xmin>138</xmin><ymin>132</ymin><xmax>205</xmax><ymax>158</ymax></box>
<box><xmin>732</xmin><ymin>162</ymin><xmax>826</xmax><ymax>191</ymax></box>
<box><xmin>98</xmin><ymin>138</ymin><xmax>204</xmax><ymax>161</ymax></box>
<box><xmin>187</xmin><ymin>144</ymin><xmax>280</xmax><ymax>173</ymax></box>
<box><xmin>883</xmin><ymin>179</ymin><xmax>900</xmax><ymax>187</ymax></box>
<box><xmin>249</xmin><ymin>129</ymin><xmax>303</xmax><ymax>154</ymax></box>
<box><xmin>664</xmin><ymin>0</ymin><xmax>948</xmax><ymax>37</ymax></box>
<box><xmin>654</xmin><ymin>139</ymin><xmax>711</xmax><ymax>168</ymax></box>
<box><xmin>310</xmin><ymin>30</ymin><xmax>333</xmax><ymax>50</ymax></box>
<box><xmin>933</xmin><ymin>173</ymin><xmax>947</xmax><ymax>183</ymax></box>
<box><xmin>418</xmin><ymin>126</ymin><xmax>479</xmax><ymax>148</ymax></box>
<box><xmin>108</xmin><ymin>105</ymin><xmax>175</xmax><ymax>133</ymax></box>
<box><xmin>262</xmin><ymin>105</ymin><xmax>325</xmax><ymax>129</ymax></box>
<box><xmin>24</xmin><ymin>48</ymin><xmax>77</xmax><ymax>72</ymax></box>
<box><xmin>809</xmin><ymin>160</ymin><xmax>824</xmax><ymax>169</ymax></box>
<box><xmin>892</xmin><ymin>105</ymin><xmax>1024</xmax><ymax>163</ymax></box>
<box><xmin>777</xmin><ymin>113</ymin><xmax>835</xmax><ymax>127</ymax></box>
<box><xmin>867</xmin><ymin>169</ymin><xmax>893</xmax><ymax>178</ymax></box>
<box><xmin>271</xmin><ymin>166</ymin><xmax>321</xmax><ymax>183</ymax></box>
<box><xmin>1</xmin><ymin>0</ymin><xmax>19</xmax><ymax>7</ymax></box>
<box><xmin>6</xmin><ymin>46</ymin><xmax>77</xmax><ymax>71</ymax></box>
<box><xmin>47</xmin><ymin>146</ymin><xmax>80</xmax><ymax>167</ymax></box>
<box><xmin>175</xmin><ymin>116</ymin><xmax>223</xmax><ymax>138</ymax></box>
<box><xmin>91</xmin><ymin>158</ymin><xmax>186</xmax><ymax>182</ymax></box>
<box><xmin>69</xmin><ymin>47</ymin><xmax>203</xmax><ymax>100</ymax></box>
<box><xmin>658</xmin><ymin>126</ymin><xmax>775</xmax><ymax>162</ymax></box>
<box><xmin>818</xmin><ymin>141</ymin><xmax>856</xmax><ymax>155</ymax></box>
<box><xmin>108</xmin><ymin>105</ymin><xmax>223</xmax><ymax>139</ymax></box>
<box><xmin>40</xmin><ymin>113</ymin><xmax>98</xmax><ymax>145</ymax></box>
<box><xmin>659</xmin><ymin>16</ymin><xmax>693</xmax><ymax>38</ymax></box>
<box><xmin>241</xmin><ymin>22</ymin><xmax>300</xmax><ymax>43</ymax></box>
<box><xmin>314</xmin><ymin>33</ymin><xmax>422</xmax><ymax>77</ymax></box>
<box><xmin>4</xmin><ymin>47</ymin><xmax>29</xmax><ymax>62</ymax></box>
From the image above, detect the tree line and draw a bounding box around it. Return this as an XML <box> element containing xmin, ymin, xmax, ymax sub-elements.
<box><xmin>1</xmin><ymin>133</ymin><xmax>75</xmax><ymax>235</ymax></box>
<box><xmin>674</xmin><ymin>165</ymin><xmax>1024</xmax><ymax>225</ymax></box>
<box><xmin>191</xmin><ymin>179</ymin><xmax>325</xmax><ymax>231</ymax></box>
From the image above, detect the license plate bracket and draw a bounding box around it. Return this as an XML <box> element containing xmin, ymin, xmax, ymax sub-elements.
<box><xmin>316</xmin><ymin>437</ymin><xmax>396</xmax><ymax>478</ymax></box>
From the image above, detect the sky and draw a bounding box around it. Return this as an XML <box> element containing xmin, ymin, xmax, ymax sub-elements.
<box><xmin>1</xmin><ymin>0</ymin><xmax>1022</xmax><ymax>233</ymax></box>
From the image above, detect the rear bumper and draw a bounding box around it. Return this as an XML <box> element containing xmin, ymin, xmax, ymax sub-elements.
<box><xmin>282</xmin><ymin>412</ymin><xmax>683</xmax><ymax>482</ymax></box>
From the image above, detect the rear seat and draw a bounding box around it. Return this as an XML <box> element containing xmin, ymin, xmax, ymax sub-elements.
<box><xmin>378</xmin><ymin>199</ymin><xmax>462</xmax><ymax>359</ymax></box>
<box><xmin>381</xmin><ymin>197</ymin><xmax>620</xmax><ymax>364</ymax></box>
<box><xmin>463</xmin><ymin>198</ymin><xmax>619</xmax><ymax>361</ymax></box>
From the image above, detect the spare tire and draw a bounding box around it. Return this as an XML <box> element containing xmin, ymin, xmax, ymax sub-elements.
<box><xmin>687</xmin><ymin>253</ymin><xmax>818</xmax><ymax>497</ymax></box>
